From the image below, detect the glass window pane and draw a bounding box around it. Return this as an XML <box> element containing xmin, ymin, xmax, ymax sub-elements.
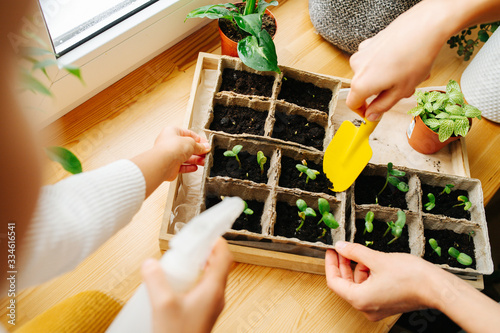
<box><xmin>39</xmin><ymin>0</ymin><xmax>159</xmax><ymax>57</ymax></box>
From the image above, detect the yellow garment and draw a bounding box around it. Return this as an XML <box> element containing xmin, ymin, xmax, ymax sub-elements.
<box><xmin>15</xmin><ymin>291</ymin><xmax>123</xmax><ymax>333</ymax></box>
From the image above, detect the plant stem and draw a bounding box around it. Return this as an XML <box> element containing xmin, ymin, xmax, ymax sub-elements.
<box><xmin>296</xmin><ymin>219</ymin><xmax>304</xmax><ymax>232</ymax></box>
<box><xmin>235</xmin><ymin>155</ymin><xmax>241</xmax><ymax>169</ymax></box>
<box><xmin>377</xmin><ymin>177</ymin><xmax>389</xmax><ymax>197</ymax></box>
<box><xmin>387</xmin><ymin>236</ymin><xmax>398</xmax><ymax>245</ymax></box>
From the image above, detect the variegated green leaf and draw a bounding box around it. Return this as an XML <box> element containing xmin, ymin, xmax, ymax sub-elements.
<box><xmin>424</xmin><ymin>118</ymin><xmax>440</xmax><ymax>129</ymax></box>
<box><xmin>449</xmin><ymin>115</ymin><xmax>468</xmax><ymax>120</ymax></box>
<box><xmin>454</xmin><ymin>118</ymin><xmax>470</xmax><ymax>137</ymax></box>
<box><xmin>435</xmin><ymin>112</ymin><xmax>450</xmax><ymax>119</ymax></box>
<box><xmin>408</xmin><ymin>105</ymin><xmax>424</xmax><ymax>116</ymax></box>
<box><xmin>438</xmin><ymin>119</ymin><xmax>455</xmax><ymax>142</ymax></box>
<box><xmin>445</xmin><ymin>104</ymin><xmax>464</xmax><ymax>115</ymax></box>
<box><xmin>414</xmin><ymin>91</ymin><xmax>427</xmax><ymax>104</ymax></box>
<box><xmin>427</xmin><ymin>91</ymin><xmax>441</xmax><ymax>102</ymax></box>
<box><xmin>448</xmin><ymin>90</ymin><xmax>464</xmax><ymax>105</ymax></box>
<box><xmin>463</xmin><ymin>104</ymin><xmax>482</xmax><ymax>118</ymax></box>
<box><xmin>424</xmin><ymin>101</ymin><xmax>433</xmax><ymax>112</ymax></box>
<box><xmin>446</xmin><ymin>79</ymin><xmax>461</xmax><ymax>94</ymax></box>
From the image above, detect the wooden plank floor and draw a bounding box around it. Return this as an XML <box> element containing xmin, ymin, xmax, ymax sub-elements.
<box><xmin>1</xmin><ymin>0</ymin><xmax>498</xmax><ymax>331</ymax></box>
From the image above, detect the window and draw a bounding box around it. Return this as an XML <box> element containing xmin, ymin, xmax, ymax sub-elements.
<box><xmin>39</xmin><ymin>0</ymin><xmax>160</xmax><ymax>57</ymax></box>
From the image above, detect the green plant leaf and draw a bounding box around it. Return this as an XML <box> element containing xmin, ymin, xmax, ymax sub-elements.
<box><xmin>424</xmin><ymin>118</ymin><xmax>440</xmax><ymax>129</ymax></box>
<box><xmin>296</xmin><ymin>164</ymin><xmax>308</xmax><ymax>173</ymax></box>
<box><xmin>457</xmin><ymin>252</ymin><xmax>473</xmax><ymax>266</ymax></box>
<box><xmin>318</xmin><ymin>198</ymin><xmax>330</xmax><ymax>215</ymax></box>
<box><xmin>414</xmin><ymin>91</ymin><xmax>427</xmax><ymax>104</ymax></box>
<box><xmin>237</xmin><ymin>30</ymin><xmax>280</xmax><ymax>73</ymax></box>
<box><xmin>433</xmin><ymin>94</ymin><xmax>449</xmax><ymax>110</ymax></box>
<box><xmin>395</xmin><ymin>210</ymin><xmax>406</xmax><ymax>228</ymax></box>
<box><xmin>438</xmin><ymin>119</ymin><xmax>455</xmax><ymax>142</ymax></box>
<box><xmin>389</xmin><ymin>168</ymin><xmax>406</xmax><ymax>177</ymax></box>
<box><xmin>448</xmin><ymin>90</ymin><xmax>464</xmax><ymax>105</ymax></box>
<box><xmin>424</xmin><ymin>101</ymin><xmax>433</xmax><ymax>113</ymax></box>
<box><xmin>64</xmin><ymin>64</ymin><xmax>84</xmax><ymax>83</ymax></box>
<box><xmin>429</xmin><ymin>238</ymin><xmax>439</xmax><ymax>250</ymax></box>
<box><xmin>296</xmin><ymin>199</ymin><xmax>307</xmax><ymax>212</ymax></box>
<box><xmin>234</xmin><ymin>13</ymin><xmax>262</xmax><ymax>36</ymax></box>
<box><xmin>446</xmin><ymin>80</ymin><xmax>461</xmax><ymax>94</ymax></box>
<box><xmin>304</xmin><ymin>207</ymin><xmax>317</xmax><ymax>217</ymax></box>
<box><xmin>45</xmin><ymin>146</ymin><xmax>82</xmax><ymax>174</ymax></box>
<box><xmin>427</xmin><ymin>91</ymin><xmax>441</xmax><ymax>102</ymax></box>
<box><xmin>448</xmin><ymin>247</ymin><xmax>460</xmax><ymax>258</ymax></box>
<box><xmin>397</xmin><ymin>182</ymin><xmax>409</xmax><ymax>192</ymax></box>
<box><xmin>233</xmin><ymin>145</ymin><xmax>243</xmax><ymax>154</ymax></box>
<box><xmin>244</xmin><ymin>0</ymin><xmax>256</xmax><ymax>15</ymax></box>
<box><xmin>256</xmin><ymin>0</ymin><xmax>278</xmax><ymax>15</ymax></box>
<box><xmin>365</xmin><ymin>211</ymin><xmax>374</xmax><ymax>223</ymax></box>
<box><xmin>32</xmin><ymin>58</ymin><xmax>58</xmax><ymax>71</ymax></box>
<box><xmin>387</xmin><ymin>176</ymin><xmax>400</xmax><ymax>187</ymax></box>
<box><xmin>21</xmin><ymin>69</ymin><xmax>52</xmax><ymax>96</ymax></box>
<box><xmin>435</xmin><ymin>112</ymin><xmax>450</xmax><ymax>119</ymax></box>
<box><xmin>454</xmin><ymin>118</ymin><xmax>470</xmax><ymax>137</ymax></box>
<box><xmin>445</xmin><ymin>104</ymin><xmax>463</xmax><ymax>115</ymax></box>
<box><xmin>478</xmin><ymin>29</ymin><xmax>489</xmax><ymax>42</ymax></box>
<box><xmin>185</xmin><ymin>4</ymin><xmax>235</xmax><ymax>20</ymax></box>
<box><xmin>463</xmin><ymin>104</ymin><xmax>482</xmax><ymax>118</ymax></box>
<box><xmin>224</xmin><ymin>151</ymin><xmax>236</xmax><ymax>157</ymax></box>
<box><xmin>464</xmin><ymin>201</ymin><xmax>472</xmax><ymax>210</ymax></box>
<box><xmin>322</xmin><ymin>213</ymin><xmax>339</xmax><ymax>229</ymax></box>
<box><xmin>305</xmin><ymin>169</ymin><xmax>318</xmax><ymax>180</ymax></box>
<box><xmin>408</xmin><ymin>105</ymin><xmax>425</xmax><ymax>116</ymax></box>
<box><xmin>21</xmin><ymin>46</ymin><xmax>54</xmax><ymax>57</ymax></box>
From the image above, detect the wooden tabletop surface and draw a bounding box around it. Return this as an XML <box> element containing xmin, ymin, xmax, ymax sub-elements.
<box><xmin>1</xmin><ymin>0</ymin><xmax>499</xmax><ymax>331</ymax></box>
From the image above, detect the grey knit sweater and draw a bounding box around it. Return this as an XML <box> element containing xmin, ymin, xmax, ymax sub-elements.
<box><xmin>309</xmin><ymin>0</ymin><xmax>422</xmax><ymax>54</ymax></box>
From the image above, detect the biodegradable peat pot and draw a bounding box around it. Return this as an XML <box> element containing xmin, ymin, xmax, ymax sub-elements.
<box><xmin>218</xmin><ymin>7</ymin><xmax>277</xmax><ymax>57</ymax></box>
<box><xmin>406</xmin><ymin>115</ymin><xmax>461</xmax><ymax>154</ymax></box>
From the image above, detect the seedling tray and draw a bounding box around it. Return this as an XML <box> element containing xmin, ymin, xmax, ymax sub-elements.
<box><xmin>159</xmin><ymin>53</ymin><xmax>489</xmax><ymax>288</ymax></box>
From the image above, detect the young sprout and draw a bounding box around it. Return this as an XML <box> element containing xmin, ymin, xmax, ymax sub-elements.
<box><xmin>365</xmin><ymin>241</ymin><xmax>374</xmax><ymax>247</ymax></box>
<box><xmin>429</xmin><ymin>238</ymin><xmax>441</xmax><ymax>256</ymax></box>
<box><xmin>318</xmin><ymin>228</ymin><xmax>327</xmax><ymax>239</ymax></box>
<box><xmin>243</xmin><ymin>200</ymin><xmax>254</xmax><ymax>215</ymax></box>
<box><xmin>424</xmin><ymin>193</ymin><xmax>436</xmax><ymax>211</ymax></box>
<box><xmin>296</xmin><ymin>199</ymin><xmax>316</xmax><ymax>232</ymax></box>
<box><xmin>363</xmin><ymin>211</ymin><xmax>374</xmax><ymax>235</ymax></box>
<box><xmin>383</xmin><ymin>210</ymin><xmax>406</xmax><ymax>245</ymax></box>
<box><xmin>296</xmin><ymin>160</ymin><xmax>320</xmax><ymax>184</ymax></box>
<box><xmin>377</xmin><ymin>162</ymin><xmax>409</xmax><ymax>201</ymax></box>
<box><xmin>256</xmin><ymin>151</ymin><xmax>267</xmax><ymax>175</ymax></box>
<box><xmin>448</xmin><ymin>247</ymin><xmax>473</xmax><ymax>266</ymax></box>
<box><xmin>469</xmin><ymin>230</ymin><xmax>475</xmax><ymax>242</ymax></box>
<box><xmin>453</xmin><ymin>195</ymin><xmax>472</xmax><ymax>211</ymax></box>
<box><xmin>317</xmin><ymin>198</ymin><xmax>339</xmax><ymax>229</ymax></box>
<box><xmin>440</xmin><ymin>184</ymin><xmax>455</xmax><ymax>195</ymax></box>
<box><xmin>224</xmin><ymin>145</ymin><xmax>243</xmax><ymax>169</ymax></box>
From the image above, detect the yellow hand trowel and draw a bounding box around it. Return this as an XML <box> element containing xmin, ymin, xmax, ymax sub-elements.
<box><xmin>323</xmin><ymin>112</ymin><xmax>381</xmax><ymax>192</ymax></box>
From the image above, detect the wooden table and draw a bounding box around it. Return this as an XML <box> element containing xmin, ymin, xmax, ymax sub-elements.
<box><xmin>1</xmin><ymin>0</ymin><xmax>498</xmax><ymax>331</ymax></box>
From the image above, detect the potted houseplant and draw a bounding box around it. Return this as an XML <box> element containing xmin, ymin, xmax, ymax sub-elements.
<box><xmin>186</xmin><ymin>0</ymin><xmax>280</xmax><ymax>73</ymax></box>
<box><xmin>406</xmin><ymin>79</ymin><xmax>482</xmax><ymax>154</ymax></box>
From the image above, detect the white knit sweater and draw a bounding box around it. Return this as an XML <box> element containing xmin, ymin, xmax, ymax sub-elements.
<box><xmin>17</xmin><ymin>159</ymin><xmax>146</xmax><ymax>290</ymax></box>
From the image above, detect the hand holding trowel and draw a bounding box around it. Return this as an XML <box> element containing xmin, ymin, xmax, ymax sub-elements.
<box><xmin>323</xmin><ymin>97</ymin><xmax>381</xmax><ymax>192</ymax></box>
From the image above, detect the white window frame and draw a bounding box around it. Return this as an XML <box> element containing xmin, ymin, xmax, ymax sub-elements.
<box><xmin>27</xmin><ymin>0</ymin><xmax>222</xmax><ymax>127</ymax></box>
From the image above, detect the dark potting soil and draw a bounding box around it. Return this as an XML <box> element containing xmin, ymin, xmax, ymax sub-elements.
<box><xmin>219</xmin><ymin>6</ymin><xmax>276</xmax><ymax>43</ymax></box>
<box><xmin>355</xmin><ymin>175</ymin><xmax>408</xmax><ymax>210</ymax></box>
<box><xmin>424</xmin><ymin>229</ymin><xmax>476</xmax><ymax>269</ymax></box>
<box><xmin>421</xmin><ymin>184</ymin><xmax>471</xmax><ymax>220</ymax></box>
<box><xmin>278</xmin><ymin>76</ymin><xmax>332</xmax><ymax>113</ymax></box>
<box><xmin>206</xmin><ymin>196</ymin><xmax>264</xmax><ymax>233</ymax></box>
<box><xmin>210</xmin><ymin>148</ymin><xmax>269</xmax><ymax>184</ymax></box>
<box><xmin>274</xmin><ymin>201</ymin><xmax>332</xmax><ymax>245</ymax></box>
<box><xmin>219</xmin><ymin>68</ymin><xmax>275</xmax><ymax>97</ymax></box>
<box><xmin>210</xmin><ymin>104</ymin><xmax>267</xmax><ymax>136</ymax></box>
<box><xmin>271</xmin><ymin>112</ymin><xmax>325</xmax><ymax>150</ymax></box>
<box><xmin>278</xmin><ymin>156</ymin><xmax>334</xmax><ymax>195</ymax></box>
<box><xmin>354</xmin><ymin>219</ymin><xmax>410</xmax><ymax>253</ymax></box>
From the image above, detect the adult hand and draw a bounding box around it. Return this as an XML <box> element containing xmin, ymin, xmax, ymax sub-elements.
<box><xmin>346</xmin><ymin>0</ymin><xmax>455</xmax><ymax>121</ymax></box>
<box><xmin>153</xmin><ymin>126</ymin><xmax>210</xmax><ymax>181</ymax></box>
<box><xmin>325</xmin><ymin>241</ymin><xmax>441</xmax><ymax>321</ymax></box>
<box><xmin>142</xmin><ymin>238</ymin><xmax>233</xmax><ymax>333</ymax></box>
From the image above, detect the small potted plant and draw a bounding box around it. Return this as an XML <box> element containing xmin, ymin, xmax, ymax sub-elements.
<box><xmin>186</xmin><ymin>0</ymin><xmax>280</xmax><ymax>73</ymax></box>
<box><xmin>406</xmin><ymin>79</ymin><xmax>482</xmax><ymax>154</ymax></box>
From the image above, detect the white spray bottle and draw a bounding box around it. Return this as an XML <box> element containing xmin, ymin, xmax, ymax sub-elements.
<box><xmin>106</xmin><ymin>197</ymin><xmax>244</xmax><ymax>332</ymax></box>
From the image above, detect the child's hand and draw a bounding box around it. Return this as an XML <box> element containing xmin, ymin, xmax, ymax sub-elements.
<box><xmin>153</xmin><ymin>127</ymin><xmax>210</xmax><ymax>181</ymax></box>
<box><xmin>131</xmin><ymin>126</ymin><xmax>211</xmax><ymax>197</ymax></box>
<box><xmin>142</xmin><ymin>238</ymin><xmax>233</xmax><ymax>333</ymax></box>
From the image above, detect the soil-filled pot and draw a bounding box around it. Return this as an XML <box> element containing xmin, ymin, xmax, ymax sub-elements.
<box><xmin>407</xmin><ymin>116</ymin><xmax>461</xmax><ymax>154</ymax></box>
<box><xmin>218</xmin><ymin>7</ymin><xmax>277</xmax><ymax>57</ymax></box>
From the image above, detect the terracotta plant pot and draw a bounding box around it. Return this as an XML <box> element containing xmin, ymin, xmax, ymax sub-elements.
<box><xmin>406</xmin><ymin>116</ymin><xmax>461</xmax><ymax>154</ymax></box>
<box><xmin>218</xmin><ymin>8</ymin><xmax>277</xmax><ymax>57</ymax></box>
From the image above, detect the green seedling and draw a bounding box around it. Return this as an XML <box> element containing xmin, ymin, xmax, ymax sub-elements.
<box><xmin>296</xmin><ymin>160</ymin><xmax>320</xmax><ymax>184</ymax></box>
<box><xmin>383</xmin><ymin>210</ymin><xmax>406</xmax><ymax>245</ymax></box>
<box><xmin>256</xmin><ymin>151</ymin><xmax>267</xmax><ymax>175</ymax></box>
<box><xmin>224</xmin><ymin>145</ymin><xmax>243</xmax><ymax>169</ymax></box>
<box><xmin>365</xmin><ymin>241</ymin><xmax>374</xmax><ymax>247</ymax></box>
<box><xmin>440</xmin><ymin>184</ymin><xmax>455</xmax><ymax>195</ymax></box>
<box><xmin>243</xmin><ymin>200</ymin><xmax>254</xmax><ymax>215</ymax></box>
<box><xmin>296</xmin><ymin>199</ymin><xmax>316</xmax><ymax>232</ymax></box>
<box><xmin>318</xmin><ymin>228</ymin><xmax>327</xmax><ymax>239</ymax></box>
<box><xmin>317</xmin><ymin>198</ymin><xmax>339</xmax><ymax>229</ymax></box>
<box><xmin>376</xmin><ymin>162</ymin><xmax>409</xmax><ymax>203</ymax></box>
<box><xmin>363</xmin><ymin>211</ymin><xmax>374</xmax><ymax>235</ymax></box>
<box><xmin>424</xmin><ymin>193</ymin><xmax>436</xmax><ymax>211</ymax></box>
<box><xmin>429</xmin><ymin>238</ymin><xmax>441</xmax><ymax>256</ymax></box>
<box><xmin>448</xmin><ymin>247</ymin><xmax>473</xmax><ymax>266</ymax></box>
<box><xmin>453</xmin><ymin>195</ymin><xmax>472</xmax><ymax>211</ymax></box>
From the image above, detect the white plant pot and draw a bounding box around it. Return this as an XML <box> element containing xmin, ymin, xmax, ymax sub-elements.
<box><xmin>461</xmin><ymin>29</ymin><xmax>500</xmax><ymax>123</ymax></box>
